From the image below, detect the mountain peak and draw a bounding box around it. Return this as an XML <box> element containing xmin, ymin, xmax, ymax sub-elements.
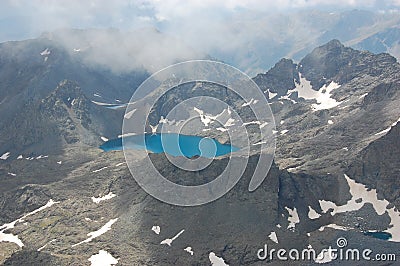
<box><xmin>253</xmin><ymin>58</ymin><xmax>299</xmax><ymax>98</ymax></box>
<box><xmin>299</xmin><ymin>39</ymin><xmax>399</xmax><ymax>89</ymax></box>
<box><xmin>299</xmin><ymin>39</ymin><xmax>358</xmax><ymax>88</ymax></box>
<box><xmin>324</xmin><ymin>39</ymin><xmax>345</xmax><ymax>49</ymax></box>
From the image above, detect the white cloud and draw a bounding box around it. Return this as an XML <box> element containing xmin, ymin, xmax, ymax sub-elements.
<box><xmin>1</xmin><ymin>0</ymin><xmax>399</xmax><ymax>74</ymax></box>
<box><xmin>1</xmin><ymin>0</ymin><xmax>397</xmax><ymax>42</ymax></box>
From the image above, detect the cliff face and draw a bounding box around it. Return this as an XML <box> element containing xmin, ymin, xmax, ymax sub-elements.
<box><xmin>347</xmin><ymin>122</ymin><xmax>400</xmax><ymax>207</ymax></box>
<box><xmin>253</xmin><ymin>58</ymin><xmax>299</xmax><ymax>98</ymax></box>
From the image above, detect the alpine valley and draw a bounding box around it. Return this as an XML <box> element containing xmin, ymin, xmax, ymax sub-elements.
<box><xmin>0</xmin><ymin>29</ymin><xmax>400</xmax><ymax>266</ymax></box>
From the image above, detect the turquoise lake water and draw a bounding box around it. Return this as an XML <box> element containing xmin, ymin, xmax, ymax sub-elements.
<box><xmin>363</xmin><ymin>231</ymin><xmax>392</xmax><ymax>241</ymax></box>
<box><xmin>100</xmin><ymin>133</ymin><xmax>239</xmax><ymax>158</ymax></box>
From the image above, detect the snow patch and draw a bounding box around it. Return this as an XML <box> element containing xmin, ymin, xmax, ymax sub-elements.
<box><xmin>0</xmin><ymin>152</ymin><xmax>10</xmax><ymax>160</ymax></box>
<box><xmin>327</xmin><ymin>120</ymin><xmax>334</xmax><ymax>125</ymax></box>
<box><xmin>280</xmin><ymin>130</ymin><xmax>289</xmax><ymax>135</ymax></box>
<box><xmin>160</xmin><ymin>229</ymin><xmax>184</xmax><ymax>246</ymax></box>
<box><xmin>151</xmin><ymin>225</ymin><xmax>160</xmax><ymax>235</ymax></box>
<box><xmin>184</xmin><ymin>246</ymin><xmax>194</xmax><ymax>255</ymax></box>
<box><xmin>149</xmin><ymin>124</ymin><xmax>158</xmax><ymax>134</ymax></box>
<box><xmin>91</xmin><ymin>192</ymin><xmax>116</xmax><ymax>204</ymax></box>
<box><xmin>265</xmin><ymin>89</ymin><xmax>278</xmax><ymax>99</ymax></box>
<box><xmin>92</xmin><ymin>101</ymin><xmax>114</xmax><ymax>106</ymax></box>
<box><xmin>72</xmin><ymin>218</ymin><xmax>118</xmax><ymax>247</ymax></box>
<box><xmin>0</xmin><ymin>231</ymin><xmax>24</xmax><ymax>248</ymax></box>
<box><xmin>318</xmin><ymin>224</ymin><xmax>352</xmax><ymax>232</ymax></box>
<box><xmin>92</xmin><ymin>167</ymin><xmax>108</xmax><ymax>173</ymax></box>
<box><xmin>279</xmin><ymin>91</ymin><xmax>298</xmax><ymax>104</ymax></box>
<box><xmin>319</xmin><ymin>174</ymin><xmax>400</xmax><ymax>241</ymax></box>
<box><xmin>285</xmin><ymin>207</ymin><xmax>300</xmax><ymax>230</ymax></box>
<box><xmin>242</xmin><ymin>98</ymin><xmax>258</xmax><ymax>107</ymax></box>
<box><xmin>224</xmin><ymin>118</ymin><xmax>235</xmax><ymax>127</ymax></box>
<box><xmin>312</xmin><ymin>82</ymin><xmax>342</xmax><ymax>110</ymax></box>
<box><xmin>294</xmin><ymin>74</ymin><xmax>342</xmax><ymax>110</ymax></box>
<box><xmin>124</xmin><ymin>109</ymin><xmax>137</xmax><ymax>119</ymax></box>
<box><xmin>268</xmin><ymin>231</ymin><xmax>278</xmax><ymax>243</ymax></box>
<box><xmin>159</xmin><ymin>116</ymin><xmax>168</xmax><ymax>124</ymax></box>
<box><xmin>88</xmin><ymin>250</ymin><xmax>119</xmax><ymax>266</ymax></box>
<box><xmin>209</xmin><ymin>252</ymin><xmax>229</xmax><ymax>266</ymax></box>
<box><xmin>375</xmin><ymin>127</ymin><xmax>391</xmax><ymax>136</ymax></box>
<box><xmin>194</xmin><ymin>107</ymin><xmax>214</xmax><ymax>127</ymax></box>
<box><xmin>315</xmin><ymin>249</ymin><xmax>334</xmax><ymax>264</ymax></box>
<box><xmin>243</xmin><ymin>121</ymin><xmax>261</xmax><ymax>126</ymax></box>
<box><xmin>294</xmin><ymin>74</ymin><xmax>314</xmax><ymax>99</ymax></box>
<box><xmin>40</xmin><ymin>48</ymin><xmax>51</xmax><ymax>56</ymax></box>
<box><xmin>193</xmin><ymin>107</ymin><xmax>233</xmax><ymax>128</ymax></box>
<box><xmin>308</xmin><ymin>206</ymin><xmax>321</xmax><ymax>219</ymax></box>
<box><xmin>260</xmin><ymin>122</ymin><xmax>269</xmax><ymax>129</ymax></box>
<box><xmin>374</xmin><ymin>118</ymin><xmax>400</xmax><ymax>136</ymax></box>
<box><xmin>0</xmin><ymin>199</ymin><xmax>59</xmax><ymax>247</ymax></box>
<box><xmin>37</xmin><ymin>239</ymin><xmax>56</xmax><ymax>251</ymax></box>
<box><xmin>7</xmin><ymin>172</ymin><xmax>16</xmax><ymax>177</ymax></box>
<box><xmin>92</xmin><ymin>101</ymin><xmax>127</xmax><ymax>109</ymax></box>
<box><xmin>253</xmin><ymin>141</ymin><xmax>267</xmax><ymax>146</ymax></box>
<box><xmin>158</xmin><ymin>117</ymin><xmax>186</xmax><ymax>128</ymax></box>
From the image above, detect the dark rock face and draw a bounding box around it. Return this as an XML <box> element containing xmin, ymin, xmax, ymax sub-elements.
<box><xmin>347</xmin><ymin>123</ymin><xmax>400</xmax><ymax>208</ymax></box>
<box><xmin>3</xmin><ymin>249</ymin><xmax>67</xmax><ymax>266</ymax></box>
<box><xmin>362</xmin><ymin>82</ymin><xmax>400</xmax><ymax>106</ymax></box>
<box><xmin>300</xmin><ymin>39</ymin><xmax>350</xmax><ymax>88</ymax></box>
<box><xmin>0</xmin><ymin>185</ymin><xmax>50</xmax><ymax>224</ymax></box>
<box><xmin>253</xmin><ymin>58</ymin><xmax>299</xmax><ymax>98</ymax></box>
<box><xmin>298</xmin><ymin>39</ymin><xmax>398</xmax><ymax>88</ymax></box>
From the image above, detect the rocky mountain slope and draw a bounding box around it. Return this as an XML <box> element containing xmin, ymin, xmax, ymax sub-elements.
<box><xmin>0</xmin><ymin>80</ymin><xmax>124</xmax><ymax>156</ymax></box>
<box><xmin>0</xmin><ymin>30</ymin><xmax>148</xmax><ymax>149</ymax></box>
<box><xmin>1</xmin><ymin>40</ymin><xmax>400</xmax><ymax>265</ymax></box>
